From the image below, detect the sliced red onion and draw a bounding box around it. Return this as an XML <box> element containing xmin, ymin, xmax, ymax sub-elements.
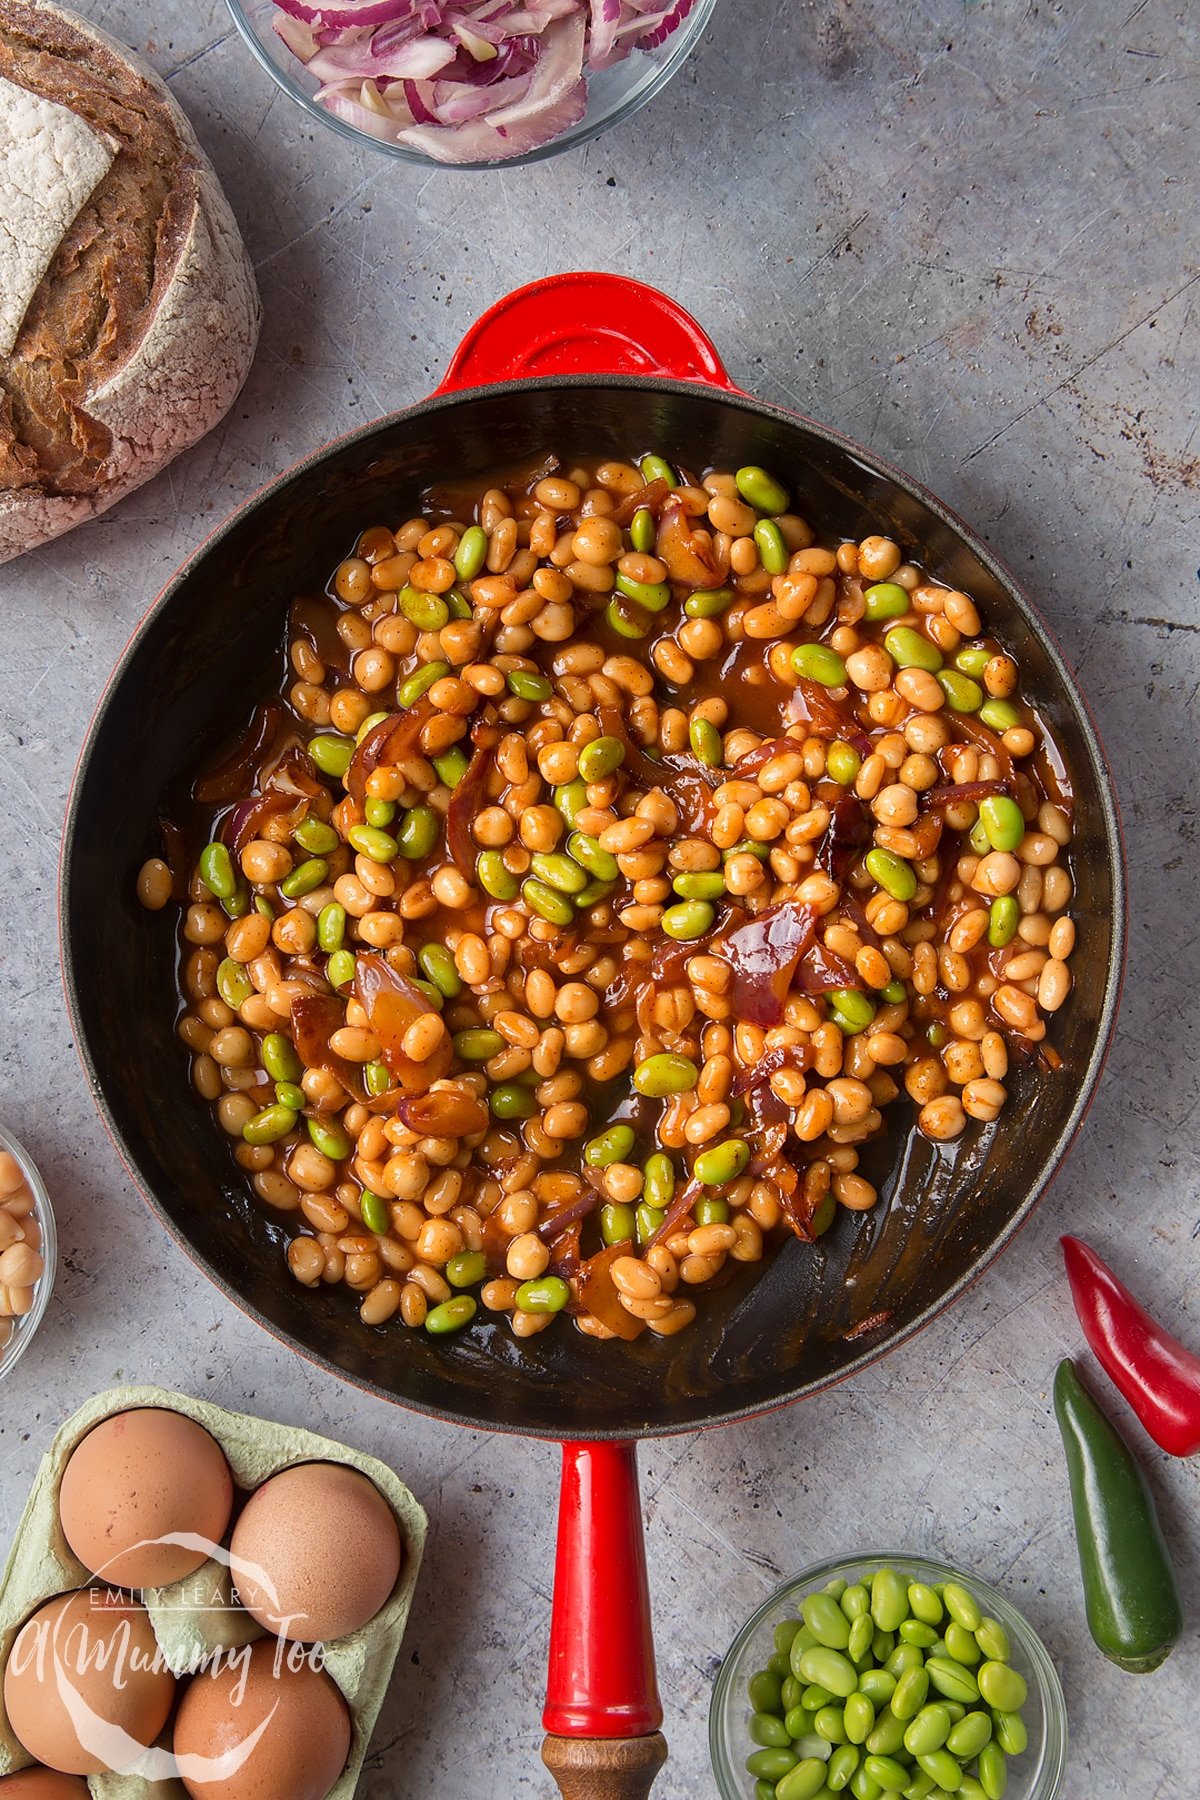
<box><xmin>268</xmin><ymin>0</ymin><xmax>696</xmax><ymax>161</ymax></box>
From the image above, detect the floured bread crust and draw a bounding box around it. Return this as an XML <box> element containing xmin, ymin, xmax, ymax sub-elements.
<box><xmin>0</xmin><ymin>0</ymin><xmax>260</xmax><ymax>563</ymax></box>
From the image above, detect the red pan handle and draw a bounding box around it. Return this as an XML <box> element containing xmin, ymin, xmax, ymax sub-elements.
<box><xmin>542</xmin><ymin>1442</ymin><xmax>667</xmax><ymax>1799</ymax></box>
<box><xmin>435</xmin><ymin>271</ymin><xmax>741</xmax><ymax>393</ymax></box>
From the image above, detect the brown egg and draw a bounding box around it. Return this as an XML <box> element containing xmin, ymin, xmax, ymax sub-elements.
<box><xmin>0</xmin><ymin>1772</ymin><xmax>92</xmax><ymax>1797</ymax></box>
<box><xmin>174</xmin><ymin>1640</ymin><xmax>350</xmax><ymax>1800</ymax></box>
<box><xmin>58</xmin><ymin>1408</ymin><xmax>233</xmax><ymax>1588</ymax></box>
<box><xmin>230</xmin><ymin>1462</ymin><xmax>401</xmax><ymax>1643</ymax></box>
<box><xmin>3</xmin><ymin>1590</ymin><xmax>175</xmax><ymax>1776</ymax></box>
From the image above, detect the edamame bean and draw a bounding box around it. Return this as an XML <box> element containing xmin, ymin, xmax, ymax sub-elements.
<box><xmin>317</xmin><ymin>902</ymin><xmax>346</xmax><ymax>952</ymax></box>
<box><xmin>975</xmin><ymin>1664</ymin><xmax>1025</xmax><ymax>1713</ymax></box>
<box><xmin>987</xmin><ymin>895</ymin><xmax>1019</xmax><ymax>947</ymax></box>
<box><xmin>695</xmin><ymin>1196</ymin><xmax>729</xmax><ymax>1226</ymax></box>
<box><xmin>199</xmin><ymin>841</ymin><xmax>236</xmax><ymax>900</ymax></box>
<box><xmin>636</xmin><ymin>1203</ymin><xmax>664</xmax><ymax>1243</ymax></box>
<box><xmin>454</xmin><ymin>524</ymin><xmax>488</xmax><ymax>580</ymax></box>
<box><xmin>606</xmin><ymin>596</ymin><xmax>651</xmax><ymax>639</ymax></box>
<box><xmin>787</xmin><ymin>1624</ymin><xmax>817</xmax><ymax>1668</ymax></box>
<box><xmin>505</xmin><ymin>668</ymin><xmax>553</xmax><ymax>704</ymax></box>
<box><xmin>865</xmin><ymin>1712</ymin><xmax>905</xmax><ymax>1757</ymax></box>
<box><xmin>848</xmin><ymin>1614</ymin><xmax>876</xmax><ymax>1664</ymax></box>
<box><xmin>937</xmin><ymin>671</ymin><xmax>983</xmax><ymax>713</ymax></box>
<box><xmin>881</xmin><ymin>979</ymin><xmax>907</xmax><ymax>1004</ymax></box>
<box><xmin>490</xmin><ymin>1082</ymin><xmax>537</xmax><ymax>1120</ymax></box>
<box><xmin>958</xmin><ymin>1777</ymin><xmax>989</xmax><ymax>1800</ymax></box>
<box><xmin>417</xmin><ymin>943</ymin><xmax>462</xmax><ymax>997</ymax></box>
<box><xmin>755</xmin><ymin>519</ymin><xmax>789</xmax><ymax>573</ymax></box>
<box><xmin>633</xmin><ymin>1053</ymin><xmax>700</xmax><ymax>1100</ymax></box>
<box><xmin>871</xmin><ymin>1568</ymin><xmax>910</xmax><ymax>1633</ymax></box>
<box><xmin>863</xmin><ymin>1756</ymin><xmax>911</xmax><ymax>1794</ymax></box>
<box><xmin>915</xmin><ymin>1749</ymin><xmax>963</xmax><ymax>1791</ymax></box>
<box><xmin>899</xmin><ymin>1621</ymin><xmax>938</xmax><ymax>1648</ymax></box>
<box><xmin>477</xmin><ymin>850</ymin><xmax>519</xmax><ymax>899</ymax></box>
<box><xmin>977</xmin><ymin>797</ymin><xmax>1025</xmax><ymax>854</ymax></box>
<box><xmin>782</xmin><ymin>1675</ymin><xmax>804</xmax><ymax>1709</ymax></box>
<box><xmin>357</xmin><ymin>711</ymin><xmax>389</xmax><ymax>744</ymax></box>
<box><xmin>294</xmin><ymin>815</ymin><xmax>341</xmax><ymax>856</ymax></box>
<box><xmin>889</xmin><ymin>1665</ymin><xmax>929</xmax><ymax>1720</ymax></box>
<box><xmin>969</xmin><ymin>817</ymin><xmax>991</xmax><ymax>855</ymax></box>
<box><xmin>281</xmin><ymin>856</ymin><xmax>328</xmax><ymax>899</ymax></box>
<box><xmin>748</xmin><ymin>1669</ymin><xmax>784</xmax><ymax>1715</ymax></box>
<box><xmin>396</xmin><ymin>803</ymin><xmax>439</xmax><ymax>861</ymax></box>
<box><xmin>694</xmin><ymin>1138</ymin><xmax>751</xmax><ymax>1186</ymax></box>
<box><xmin>777</xmin><ymin>1760</ymin><xmax>831</xmax><ymax>1800</ymax></box>
<box><xmin>221</xmin><ymin>879</ymin><xmax>251</xmax><ymax>920</ymax></box>
<box><xmin>863</xmin><ymin>583</ymin><xmax>910</xmax><ymax>622</ymax></box>
<box><xmin>829</xmin><ymin>988</ymin><xmax>877</xmax><ymax>1034</ymax></box>
<box><xmin>884</xmin><ymin>626</ymin><xmax>943</xmax><ymax>672</ymax></box>
<box><xmin>843</xmin><ymin>1694</ymin><xmax>875</xmax><ymax>1744</ymax></box>
<box><xmin>907</xmin><ymin>1585</ymin><xmax>944</xmax><ymax>1626</ymax></box>
<box><xmin>924</xmin><ymin>1659</ymin><xmax>979</xmax><ymax>1705</ymax></box>
<box><xmin>672</xmin><ymin>870</ymin><xmax>726</xmax><ymax>901</ymax></box>
<box><xmin>804</xmin><ymin>1592</ymin><xmax>853</xmax><ymax>1650</ymax></box>
<box><xmin>217</xmin><ymin>958</ymin><xmax>255</xmax><ymax>1009</ymax></box>
<box><xmin>754</xmin><ymin>1784</ymin><xmax>775</xmax><ymax>1800</ymax></box>
<box><xmin>642</xmin><ymin>1152</ymin><xmax>676</xmax><ymax>1211</ymax></box>
<box><xmin>568</xmin><ymin>832</ymin><xmax>619</xmax><ymax>880</ymax></box>
<box><xmin>307</xmin><ymin>1118</ymin><xmax>350</xmax><ymax>1161</ymax></box>
<box><xmin>841</xmin><ymin>1584</ymin><xmax>871</xmax><ymax>1621</ymax></box>
<box><xmin>260</xmin><ymin>1029</ymin><xmax>300</xmax><ymax>1080</ymax></box>
<box><xmin>689</xmin><ymin>716</ymin><xmax>724</xmax><ymax>766</ymax></box>
<box><xmin>973</xmin><ymin>1619</ymin><xmax>1009</xmax><ymax>1663</ymax></box>
<box><xmin>991</xmin><ymin>1712</ymin><xmax>1026</xmax><ymax>1757</ymax></box>
<box><xmin>661</xmin><ymin>899</ymin><xmax>715</xmax><ymax>940</ymax></box>
<box><xmin>954</xmin><ymin>646</ymin><xmax>992</xmax><ymax>677</ymax></box>
<box><xmin>365</xmin><ymin>1060</ymin><xmax>392</xmax><ymax>1096</ymax></box>
<box><xmin>523</xmin><ymin>878</ymin><xmax>574</xmax><ymax>925</ymax></box>
<box><xmin>308</xmin><ymin>733</ymin><xmax>355</xmax><ymax>777</ymax></box>
<box><xmin>865</xmin><ymin>848</ymin><xmax>917</xmax><ymax>903</ymax></box>
<box><xmin>850</xmin><ymin>1767</ymin><xmax>882</xmax><ymax>1800</ymax></box>
<box><xmin>803</xmin><ymin>1685</ymin><xmax>835</xmax><ymax>1712</ymax></box>
<box><xmin>451</xmin><ymin>1029</ymin><xmax>502</xmax><ymax>1062</ymax></box>
<box><xmin>976</xmin><ymin>1743</ymin><xmax>1007</xmax><ymax>1800</ymax></box>
<box><xmin>528</xmin><ymin>851</ymin><xmax>588</xmax><ymax>896</ymax></box>
<box><xmin>871</xmin><ymin>1630</ymin><xmax>895</xmax><ymax>1663</ymax></box>
<box><xmin>858</xmin><ymin>1670</ymin><xmax>895</xmax><ymax>1707</ymax></box>
<box><xmin>640</xmin><ymin>453</ymin><xmax>676</xmax><ymax>487</ymax></box>
<box><xmin>826</xmin><ymin>741</ymin><xmax>862</xmax><ymax>786</ymax></box>
<box><xmin>274</xmin><ymin>1083</ymin><xmax>305</xmax><ymax>1112</ymax></box>
<box><xmin>798</xmin><ymin>1648</ymin><xmax>858</xmax><ymax>1699</ymax></box>
<box><xmin>750</xmin><ymin>1711</ymin><xmax>791</xmax><ymax>1748</ymax></box>
<box><xmin>816</xmin><ymin>1705</ymin><xmax>849</xmax><ymax>1745</ymax></box>
<box><xmin>943</xmin><ymin>1623</ymin><xmax>981</xmax><ymax>1666</ymax></box>
<box><xmin>630</xmin><ymin>506</ymin><xmax>656</xmax><ymax>553</ymax></box>
<box><xmin>745</xmin><ymin>1748</ymin><xmax>799</xmax><ymax>1781</ymax></box>
<box><xmin>398</xmin><ymin>661</ymin><xmax>450</xmax><ymax>708</ymax></box>
<box><xmin>242</xmin><ymin>1104</ymin><xmax>298</xmax><ymax>1146</ymax></box>
<box><xmin>903</xmin><ymin>1772</ymin><xmax>937</xmax><ymax>1799</ymax></box>
<box><xmin>360</xmin><ymin>1189</ymin><xmax>392</xmax><ymax>1236</ymax></box>
<box><xmin>585</xmin><ymin>1124</ymin><xmax>638</xmax><ymax>1166</ymax></box>
<box><xmin>685</xmin><ymin>586</ymin><xmax>734</xmax><ymax>617</ymax></box>
<box><xmin>736</xmin><ymin>465</ymin><xmax>790</xmax><ymax>514</ymax></box>
<box><xmin>978</xmin><ymin>698</ymin><xmax>1020</xmax><ymax>732</ymax></box>
<box><xmin>425</xmin><ymin>1296</ymin><xmax>477</xmax><ymax>1334</ymax></box>
<box><xmin>945</xmin><ymin>1711</ymin><xmax>991</xmax><ymax>1759</ymax></box>
<box><xmin>399</xmin><ymin>586</ymin><xmax>450</xmax><ymax>631</ymax></box>
<box><xmin>325</xmin><ymin>950</ymin><xmax>354</xmax><ymax>993</ymax></box>
<box><xmin>792</xmin><ymin>643</ymin><xmax>847</xmax><ymax>686</ymax></box>
<box><xmin>578</xmin><ymin>735</ymin><xmax>626</xmax><ymax>782</ymax></box>
<box><xmin>600</xmin><ymin>1202</ymin><xmax>637</xmax><ymax>1247</ymax></box>
<box><xmin>828</xmin><ymin>1745</ymin><xmax>860</xmax><ymax>1791</ymax></box>
<box><xmin>348</xmin><ymin>823</ymin><xmax>398</xmax><ymax>863</ymax></box>
<box><xmin>516</xmin><ymin>1276</ymin><xmax>570</xmax><ymax>1314</ymax></box>
<box><xmin>887</xmin><ymin>1644</ymin><xmax>924</xmax><ymax>1679</ymax></box>
<box><xmin>615</xmin><ymin>571</ymin><xmax>671</xmax><ymax>612</ymax></box>
<box><xmin>433</xmin><ymin>747</ymin><xmax>469</xmax><ymax>788</ymax></box>
<box><xmin>902</xmin><ymin>1703</ymin><xmax>950</xmax><ymax>1756</ymax></box>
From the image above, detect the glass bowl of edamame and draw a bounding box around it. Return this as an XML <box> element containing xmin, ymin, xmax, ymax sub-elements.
<box><xmin>710</xmin><ymin>1554</ymin><xmax>1067</xmax><ymax>1800</ymax></box>
<box><xmin>0</xmin><ymin>1123</ymin><xmax>58</xmax><ymax>1385</ymax></box>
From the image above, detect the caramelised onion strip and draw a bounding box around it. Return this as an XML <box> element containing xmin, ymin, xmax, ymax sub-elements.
<box><xmin>353</xmin><ymin>951</ymin><xmax>452</xmax><ymax>1093</ymax></box>
<box><xmin>291</xmin><ymin>993</ymin><xmax>368</xmax><ymax>1104</ymax></box>
<box><xmin>446</xmin><ymin>731</ymin><xmax>497</xmax><ymax>877</ymax></box>
<box><xmin>194</xmin><ymin>702</ymin><xmax>285</xmax><ymax>805</ymax></box>
<box><xmin>345</xmin><ymin>699</ymin><xmax>436</xmax><ymax>806</ymax></box>
<box><xmin>655</xmin><ymin>494</ymin><xmax>725</xmax><ymax>587</ymax></box>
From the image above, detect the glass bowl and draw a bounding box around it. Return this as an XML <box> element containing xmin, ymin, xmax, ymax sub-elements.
<box><xmin>710</xmin><ymin>1554</ymin><xmax>1067</xmax><ymax>1800</ymax></box>
<box><xmin>0</xmin><ymin>1123</ymin><xmax>57</xmax><ymax>1383</ymax></box>
<box><xmin>224</xmin><ymin>0</ymin><xmax>719</xmax><ymax>170</ymax></box>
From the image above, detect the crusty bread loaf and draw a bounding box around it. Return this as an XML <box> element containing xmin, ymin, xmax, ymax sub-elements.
<box><xmin>0</xmin><ymin>0</ymin><xmax>260</xmax><ymax>563</ymax></box>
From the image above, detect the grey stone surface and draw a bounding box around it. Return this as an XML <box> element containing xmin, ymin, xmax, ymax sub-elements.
<box><xmin>1</xmin><ymin>0</ymin><xmax>1197</xmax><ymax>1794</ymax></box>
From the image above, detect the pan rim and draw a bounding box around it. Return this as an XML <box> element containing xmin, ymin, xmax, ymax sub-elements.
<box><xmin>59</xmin><ymin>373</ymin><xmax>1128</xmax><ymax>1440</ymax></box>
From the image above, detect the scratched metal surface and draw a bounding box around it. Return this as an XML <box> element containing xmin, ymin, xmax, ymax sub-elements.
<box><xmin>1</xmin><ymin>0</ymin><xmax>1197</xmax><ymax>1794</ymax></box>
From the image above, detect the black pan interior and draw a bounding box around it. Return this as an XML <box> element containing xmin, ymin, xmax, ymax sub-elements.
<box><xmin>62</xmin><ymin>378</ymin><xmax>1124</xmax><ymax>1440</ymax></box>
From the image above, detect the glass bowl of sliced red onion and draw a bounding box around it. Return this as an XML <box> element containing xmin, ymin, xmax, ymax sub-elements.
<box><xmin>225</xmin><ymin>0</ymin><xmax>717</xmax><ymax>167</ymax></box>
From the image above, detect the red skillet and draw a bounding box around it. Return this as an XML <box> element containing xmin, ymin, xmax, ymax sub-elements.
<box><xmin>61</xmin><ymin>273</ymin><xmax>1125</xmax><ymax>1797</ymax></box>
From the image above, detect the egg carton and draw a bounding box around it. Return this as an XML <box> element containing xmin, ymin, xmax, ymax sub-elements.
<box><xmin>0</xmin><ymin>1384</ymin><xmax>428</xmax><ymax>1797</ymax></box>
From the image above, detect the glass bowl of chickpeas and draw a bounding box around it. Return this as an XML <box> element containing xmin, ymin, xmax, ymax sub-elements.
<box><xmin>0</xmin><ymin>1124</ymin><xmax>57</xmax><ymax>1383</ymax></box>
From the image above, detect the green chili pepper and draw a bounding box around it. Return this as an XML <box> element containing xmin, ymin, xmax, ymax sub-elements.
<box><xmin>1054</xmin><ymin>1358</ymin><xmax>1182</xmax><ymax>1672</ymax></box>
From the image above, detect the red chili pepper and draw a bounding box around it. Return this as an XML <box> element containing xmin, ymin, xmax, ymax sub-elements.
<box><xmin>1061</xmin><ymin>1235</ymin><xmax>1200</xmax><ymax>1457</ymax></box>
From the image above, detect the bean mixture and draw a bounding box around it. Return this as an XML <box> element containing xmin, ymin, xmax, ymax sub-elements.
<box><xmin>138</xmin><ymin>453</ymin><xmax>1077</xmax><ymax>1345</ymax></box>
